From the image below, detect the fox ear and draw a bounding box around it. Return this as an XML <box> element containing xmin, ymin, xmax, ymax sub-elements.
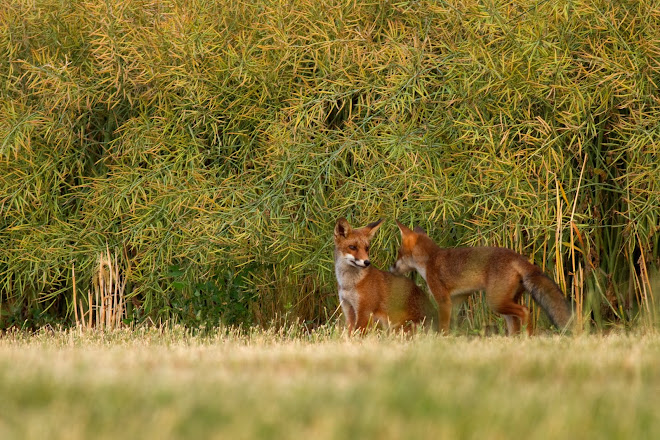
<box><xmin>335</xmin><ymin>217</ymin><xmax>351</xmax><ymax>238</ymax></box>
<box><xmin>365</xmin><ymin>219</ymin><xmax>383</xmax><ymax>238</ymax></box>
<box><xmin>395</xmin><ymin>220</ymin><xmax>414</xmax><ymax>236</ymax></box>
<box><xmin>413</xmin><ymin>225</ymin><xmax>426</xmax><ymax>235</ymax></box>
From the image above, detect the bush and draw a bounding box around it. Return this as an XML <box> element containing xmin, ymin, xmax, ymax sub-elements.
<box><xmin>1</xmin><ymin>0</ymin><xmax>658</xmax><ymax>329</ymax></box>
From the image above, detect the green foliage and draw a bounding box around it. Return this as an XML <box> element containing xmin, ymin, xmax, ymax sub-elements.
<box><xmin>165</xmin><ymin>263</ymin><xmax>257</xmax><ymax>327</ymax></box>
<box><xmin>1</xmin><ymin>0</ymin><xmax>658</xmax><ymax>329</ymax></box>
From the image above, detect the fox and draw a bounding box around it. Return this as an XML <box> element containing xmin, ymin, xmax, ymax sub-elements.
<box><xmin>334</xmin><ymin>218</ymin><xmax>436</xmax><ymax>334</ymax></box>
<box><xmin>390</xmin><ymin>220</ymin><xmax>573</xmax><ymax>335</ymax></box>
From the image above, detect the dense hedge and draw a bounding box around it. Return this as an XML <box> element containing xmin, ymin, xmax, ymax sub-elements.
<box><xmin>1</xmin><ymin>0</ymin><xmax>658</xmax><ymax>329</ymax></box>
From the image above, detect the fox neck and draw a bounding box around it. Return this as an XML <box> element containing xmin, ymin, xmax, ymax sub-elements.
<box><xmin>410</xmin><ymin>236</ymin><xmax>438</xmax><ymax>283</ymax></box>
<box><xmin>334</xmin><ymin>251</ymin><xmax>369</xmax><ymax>289</ymax></box>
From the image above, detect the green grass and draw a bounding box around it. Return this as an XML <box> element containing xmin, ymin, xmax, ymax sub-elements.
<box><xmin>1</xmin><ymin>327</ymin><xmax>658</xmax><ymax>439</ymax></box>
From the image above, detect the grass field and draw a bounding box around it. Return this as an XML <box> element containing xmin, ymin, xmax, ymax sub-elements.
<box><xmin>0</xmin><ymin>327</ymin><xmax>658</xmax><ymax>440</ymax></box>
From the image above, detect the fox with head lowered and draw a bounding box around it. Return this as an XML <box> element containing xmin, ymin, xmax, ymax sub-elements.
<box><xmin>390</xmin><ymin>221</ymin><xmax>573</xmax><ymax>335</ymax></box>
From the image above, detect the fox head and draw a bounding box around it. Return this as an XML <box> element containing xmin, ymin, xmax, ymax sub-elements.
<box><xmin>334</xmin><ymin>218</ymin><xmax>383</xmax><ymax>269</ymax></box>
<box><xmin>390</xmin><ymin>220</ymin><xmax>427</xmax><ymax>276</ymax></box>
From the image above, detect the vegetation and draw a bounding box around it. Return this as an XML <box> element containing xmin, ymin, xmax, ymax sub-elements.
<box><xmin>1</xmin><ymin>0</ymin><xmax>658</xmax><ymax>329</ymax></box>
<box><xmin>0</xmin><ymin>327</ymin><xmax>658</xmax><ymax>439</ymax></box>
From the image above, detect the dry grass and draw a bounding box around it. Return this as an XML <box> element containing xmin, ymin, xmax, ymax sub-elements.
<box><xmin>0</xmin><ymin>327</ymin><xmax>658</xmax><ymax>439</ymax></box>
<box><xmin>73</xmin><ymin>246</ymin><xmax>127</xmax><ymax>329</ymax></box>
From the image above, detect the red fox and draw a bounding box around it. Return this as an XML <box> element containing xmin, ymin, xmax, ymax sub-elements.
<box><xmin>334</xmin><ymin>218</ymin><xmax>436</xmax><ymax>334</ymax></box>
<box><xmin>390</xmin><ymin>221</ymin><xmax>572</xmax><ymax>335</ymax></box>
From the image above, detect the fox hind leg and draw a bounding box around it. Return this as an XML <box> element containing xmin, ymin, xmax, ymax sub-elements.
<box><xmin>488</xmin><ymin>285</ymin><xmax>531</xmax><ymax>336</ymax></box>
<box><xmin>496</xmin><ymin>302</ymin><xmax>530</xmax><ymax>336</ymax></box>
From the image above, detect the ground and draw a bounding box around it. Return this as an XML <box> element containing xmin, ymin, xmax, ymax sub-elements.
<box><xmin>0</xmin><ymin>327</ymin><xmax>658</xmax><ymax>439</ymax></box>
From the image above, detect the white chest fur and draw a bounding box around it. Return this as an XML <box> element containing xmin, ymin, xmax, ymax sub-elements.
<box><xmin>335</xmin><ymin>257</ymin><xmax>366</xmax><ymax>309</ymax></box>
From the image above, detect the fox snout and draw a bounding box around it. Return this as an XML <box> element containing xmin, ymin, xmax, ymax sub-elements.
<box><xmin>389</xmin><ymin>258</ymin><xmax>410</xmax><ymax>276</ymax></box>
<box><xmin>389</xmin><ymin>263</ymin><xmax>402</xmax><ymax>274</ymax></box>
<box><xmin>347</xmin><ymin>255</ymin><xmax>370</xmax><ymax>268</ymax></box>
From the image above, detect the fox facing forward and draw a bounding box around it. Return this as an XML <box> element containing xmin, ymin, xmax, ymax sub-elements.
<box><xmin>390</xmin><ymin>221</ymin><xmax>572</xmax><ymax>335</ymax></box>
<box><xmin>334</xmin><ymin>218</ymin><xmax>435</xmax><ymax>334</ymax></box>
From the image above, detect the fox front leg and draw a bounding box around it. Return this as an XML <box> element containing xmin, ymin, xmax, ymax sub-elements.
<box><xmin>340</xmin><ymin>299</ymin><xmax>357</xmax><ymax>334</ymax></box>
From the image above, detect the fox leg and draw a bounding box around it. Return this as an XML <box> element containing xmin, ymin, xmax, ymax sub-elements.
<box><xmin>340</xmin><ymin>300</ymin><xmax>357</xmax><ymax>334</ymax></box>
<box><xmin>488</xmin><ymin>285</ymin><xmax>531</xmax><ymax>336</ymax></box>
<box><xmin>438</xmin><ymin>296</ymin><xmax>452</xmax><ymax>334</ymax></box>
<box><xmin>512</xmin><ymin>285</ymin><xmax>532</xmax><ymax>336</ymax></box>
<box><xmin>495</xmin><ymin>303</ymin><xmax>530</xmax><ymax>335</ymax></box>
<box><xmin>354</xmin><ymin>308</ymin><xmax>376</xmax><ymax>334</ymax></box>
<box><xmin>424</xmin><ymin>279</ymin><xmax>452</xmax><ymax>334</ymax></box>
<box><xmin>427</xmin><ymin>287</ymin><xmax>452</xmax><ymax>334</ymax></box>
<box><xmin>502</xmin><ymin>314</ymin><xmax>522</xmax><ymax>335</ymax></box>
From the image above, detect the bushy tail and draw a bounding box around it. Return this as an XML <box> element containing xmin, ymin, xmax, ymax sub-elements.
<box><xmin>523</xmin><ymin>270</ymin><xmax>572</xmax><ymax>331</ymax></box>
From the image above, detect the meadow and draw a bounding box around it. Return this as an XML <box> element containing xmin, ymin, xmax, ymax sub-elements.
<box><xmin>1</xmin><ymin>327</ymin><xmax>658</xmax><ymax>440</ymax></box>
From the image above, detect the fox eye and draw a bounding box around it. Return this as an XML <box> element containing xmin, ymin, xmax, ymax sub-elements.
<box><xmin>348</xmin><ymin>245</ymin><xmax>357</xmax><ymax>251</ymax></box>
<box><xmin>366</xmin><ymin>246</ymin><xmax>370</xmax><ymax>252</ymax></box>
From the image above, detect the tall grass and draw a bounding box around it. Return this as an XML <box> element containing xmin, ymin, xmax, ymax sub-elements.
<box><xmin>1</xmin><ymin>0</ymin><xmax>658</xmax><ymax>329</ymax></box>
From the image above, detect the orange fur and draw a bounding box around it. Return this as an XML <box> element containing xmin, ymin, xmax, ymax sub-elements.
<box><xmin>391</xmin><ymin>221</ymin><xmax>572</xmax><ymax>335</ymax></box>
<box><xmin>334</xmin><ymin>218</ymin><xmax>435</xmax><ymax>334</ymax></box>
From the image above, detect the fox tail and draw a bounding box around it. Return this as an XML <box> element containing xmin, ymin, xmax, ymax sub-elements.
<box><xmin>523</xmin><ymin>270</ymin><xmax>573</xmax><ymax>331</ymax></box>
